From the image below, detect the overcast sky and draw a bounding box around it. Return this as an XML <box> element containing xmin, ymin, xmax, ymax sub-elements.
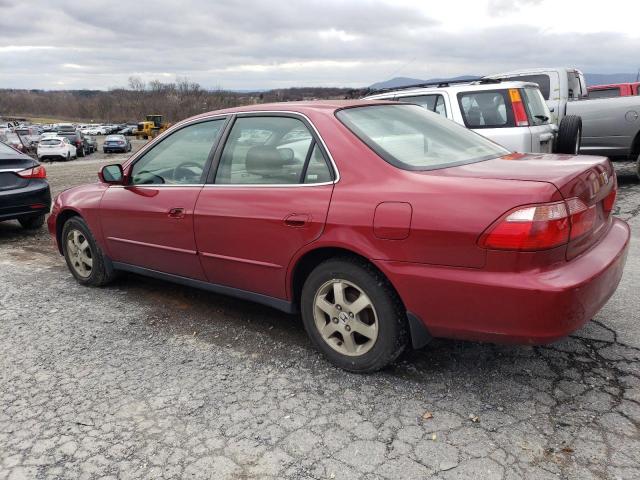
<box><xmin>1</xmin><ymin>0</ymin><xmax>638</xmax><ymax>90</ymax></box>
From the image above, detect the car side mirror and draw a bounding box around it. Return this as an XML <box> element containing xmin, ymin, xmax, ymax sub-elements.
<box><xmin>99</xmin><ymin>164</ymin><xmax>124</xmax><ymax>184</ymax></box>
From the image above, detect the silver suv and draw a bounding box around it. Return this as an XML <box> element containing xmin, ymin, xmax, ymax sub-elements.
<box><xmin>364</xmin><ymin>79</ymin><xmax>581</xmax><ymax>155</ymax></box>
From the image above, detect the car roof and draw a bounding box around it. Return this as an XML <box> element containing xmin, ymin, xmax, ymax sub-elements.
<box><xmin>191</xmin><ymin>99</ymin><xmax>396</xmax><ymax>119</ymax></box>
<box><xmin>364</xmin><ymin>81</ymin><xmax>540</xmax><ymax>99</ymax></box>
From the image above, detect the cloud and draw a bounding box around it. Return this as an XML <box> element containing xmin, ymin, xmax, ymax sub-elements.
<box><xmin>0</xmin><ymin>0</ymin><xmax>637</xmax><ymax>90</ymax></box>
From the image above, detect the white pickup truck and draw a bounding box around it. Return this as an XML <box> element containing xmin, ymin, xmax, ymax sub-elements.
<box><xmin>364</xmin><ymin>79</ymin><xmax>582</xmax><ymax>155</ymax></box>
<box><xmin>487</xmin><ymin>67</ymin><xmax>640</xmax><ymax>177</ymax></box>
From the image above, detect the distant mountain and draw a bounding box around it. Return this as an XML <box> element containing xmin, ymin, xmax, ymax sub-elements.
<box><xmin>370</xmin><ymin>72</ymin><xmax>639</xmax><ymax>90</ymax></box>
<box><xmin>584</xmin><ymin>73</ymin><xmax>639</xmax><ymax>86</ymax></box>
<box><xmin>369</xmin><ymin>75</ymin><xmax>480</xmax><ymax>90</ymax></box>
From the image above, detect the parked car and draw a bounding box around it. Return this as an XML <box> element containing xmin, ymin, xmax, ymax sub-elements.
<box><xmin>486</xmin><ymin>67</ymin><xmax>640</xmax><ymax>177</ymax></box>
<box><xmin>55</xmin><ymin>123</ymin><xmax>77</xmax><ymax>133</ymax></box>
<box><xmin>588</xmin><ymin>82</ymin><xmax>640</xmax><ymax>99</ymax></box>
<box><xmin>47</xmin><ymin>101</ymin><xmax>629</xmax><ymax>372</ymax></box>
<box><xmin>364</xmin><ymin>80</ymin><xmax>580</xmax><ymax>154</ymax></box>
<box><xmin>0</xmin><ymin>131</ymin><xmax>28</xmax><ymax>153</ymax></box>
<box><xmin>103</xmin><ymin>134</ymin><xmax>131</xmax><ymax>153</ymax></box>
<box><xmin>86</xmin><ymin>126</ymin><xmax>108</xmax><ymax>135</ymax></box>
<box><xmin>37</xmin><ymin>137</ymin><xmax>77</xmax><ymax>161</ymax></box>
<box><xmin>117</xmin><ymin>126</ymin><xmax>135</xmax><ymax>136</ymax></box>
<box><xmin>84</xmin><ymin>135</ymin><xmax>98</xmax><ymax>154</ymax></box>
<box><xmin>0</xmin><ymin>140</ymin><xmax>51</xmax><ymax>230</ymax></box>
<box><xmin>56</xmin><ymin>131</ymin><xmax>86</xmax><ymax>157</ymax></box>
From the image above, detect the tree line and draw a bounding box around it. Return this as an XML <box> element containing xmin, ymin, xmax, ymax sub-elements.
<box><xmin>0</xmin><ymin>77</ymin><xmax>354</xmax><ymax>123</ymax></box>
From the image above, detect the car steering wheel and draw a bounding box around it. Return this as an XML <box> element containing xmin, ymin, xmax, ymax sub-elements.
<box><xmin>172</xmin><ymin>161</ymin><xmax>203</xmax><ymax>183</ymax></box>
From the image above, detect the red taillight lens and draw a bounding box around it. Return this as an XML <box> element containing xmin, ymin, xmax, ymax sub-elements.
<box><xmin>603</xmin><ymin>188</ymin><xmax>616</xmax><ymax>216</ymax></box>
<box><xmin>479</xmin><ymin>202</ymin><xmax>569</xmax><ymax>251</ymax></box>
<box><xmin>509</xmin><ymin>88</ymin><xmax>529</xmax><ymax>127</ymax></box>
<box><xmin>566</xmin><ymin>198</ymin><xmax>596</xmax><ymax>240</ymax></box>
<box><xmin>17</xmin><ymin>165</ymin><xmax>47</xmax><ymax>179</ymax></box>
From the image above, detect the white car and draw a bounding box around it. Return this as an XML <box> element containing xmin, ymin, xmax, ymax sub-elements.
<box><xmin>37</xmin><ymin>137</ymin><xmax>77</xmax><ymax>161</ymax></box>
<box><xmin>86</xmin><ymin>126</ymin><xmax>107</xmax><ymax>135</ymax></box>
<box><xmin>364</xmin><ymin>79</ymin><xmax>580</xmax><ymax>154</ymax></box>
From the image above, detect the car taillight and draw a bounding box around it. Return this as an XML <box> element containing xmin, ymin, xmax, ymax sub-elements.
<box><xmin>17</xmin><ymin>165</ymin><xmax>47</xmax><ymax>179</ymax></box>
<box><xmin>509</xmin><ymin>88</ymin><xmax>529</xmax><ymax>127</ymax></box>
<box><xmin>479</xmin><ymin>197</ymin><xmax>598</xmax><ymax>251</ymax></box>
<box><xmin>566</xmin><ymin>198</ymin><xmax>596</xmax><ymax>240</ymax></box>
<box><xmin>480</xmin><ymin>202</ymin><xmax>569</xmax><ymax>251</ymax></box>
<box><xmin>603</xmin><ymin>188</ymin><xmax>616</xmax><ymax>216</ymax></box>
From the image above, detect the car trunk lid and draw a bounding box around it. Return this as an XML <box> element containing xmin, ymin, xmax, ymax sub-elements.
<box><xmin>0</xmin><ymin>154</ymin><xmax>38</xmax><ymax>191</ymax></box>
<box><xmin>435</xmin><ymin>153</ymin><xmax>616</xmax><ymax>259</ymax></box>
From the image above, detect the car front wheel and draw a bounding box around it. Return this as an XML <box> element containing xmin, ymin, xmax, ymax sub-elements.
<box><xmin>300</xmin><ymin>257</ymin><xmax>408</xmax><ymax>372</ymax></box>
<box><xmin>61</xmin><ymin>217</ymin><xmax>116</xmax><ymax>287</ymax></box>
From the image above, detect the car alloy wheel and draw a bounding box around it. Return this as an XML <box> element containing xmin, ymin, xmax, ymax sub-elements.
<box><xmin>313</xmin><ymin>278</ymin><xmax>379</xmax><ymax>357</ymax></box>
<box><xmin>65</xmin><ymin>229</ymin><xmax>93</xmax><ymax>278</ymax></box>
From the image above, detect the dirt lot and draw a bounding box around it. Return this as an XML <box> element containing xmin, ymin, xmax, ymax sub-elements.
<box><xmin>1</xmin><ymin>145</ymin><xmax>639</xmax><ymax>479</ymax></box>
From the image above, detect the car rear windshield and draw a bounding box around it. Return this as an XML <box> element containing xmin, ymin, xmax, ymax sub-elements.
<box><xmin>40</xmin><ymin>139</ymin><xmax>62</xmax><ymax>145</ymax></box>
<box><xmin>521</xmin><ymin>87</ymin><xmax>551</xmax><ymax>125</ymax></box>
<box><xmin>457</xmin><ymin>90</ymin><xmax>513</xmax><ymax>128</ymax></box>
<box><xmin>336</xmin><ymin>104</ymin><xmax>508</xmax><ymax>171</ymax></box>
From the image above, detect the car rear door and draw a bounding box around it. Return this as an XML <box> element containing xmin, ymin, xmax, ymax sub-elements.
<box><xmin>520</xmin><ymin>87</ymin><xmax>555</xmax><ymax>153</ymax></box>
<box><xmin>99</xmin><ymin>118</ymin><xmax>227</xmax><ymax>280</ymax></box>
<box><xmin>193</xmin><ymin>113</ymin><xmax>335</xmax><ymax>300</ymax></box>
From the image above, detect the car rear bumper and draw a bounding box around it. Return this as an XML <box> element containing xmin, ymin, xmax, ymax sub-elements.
<box><xmin>376</xmin><ymin>218</ymin><xmax>630</xmax><ymax>345</ymax></box>
<box><xmin>0</xmin><ymin>180</ymin><xmax>51</xmax><ymax>221</ymax></box>
<box><xmin>103</xmin><ymin>147</ymin><xmax>127</xmax><ymax>152</ymax></box>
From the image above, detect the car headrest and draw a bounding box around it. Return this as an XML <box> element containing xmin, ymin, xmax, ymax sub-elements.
<box><xmin>245</xmin><ymin>146</ymin><xmax>288</xmax><ymax>176</ymax></box>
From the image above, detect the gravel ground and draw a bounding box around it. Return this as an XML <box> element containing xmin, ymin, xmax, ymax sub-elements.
<box><xmin>1</xmin><ymin>146</ymin><xmax>639</xmax><ymax>480</ymax></box>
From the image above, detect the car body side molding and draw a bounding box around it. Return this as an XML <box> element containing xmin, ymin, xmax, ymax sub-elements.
<box><xmin>111</xmin><ymin>261</ymin><xmax>297</xmax><ymax>314</ymax></box>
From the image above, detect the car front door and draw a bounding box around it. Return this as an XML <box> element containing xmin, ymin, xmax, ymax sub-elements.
<box><xmin>194</xmin><ymin>114</ymin><xmax>335</xmax><ymax>300</ymax></box>
<box><xmin>99</xmin><ymin>118</ymin><xmax>227</xmax><ymax>280</ymax></box>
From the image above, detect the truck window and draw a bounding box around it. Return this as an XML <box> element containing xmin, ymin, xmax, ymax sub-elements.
<box><xmin>397</xmin><ymin>94</ymin><xmax>448</xmax><ymax>117</ymax></box>
<box><xmin>588</xmin><ymin>88</ymin><xmax>621</xmax><ymax>99</ymax></box>
<box><xmin>457</xmin><ymin>90</ymin><xmax>513</xmax><ymax>128</ymax></box>
<box><xmin>501</xmin><ymin>74</ymin><xmax>551</xmax><ymax>100</ymax></box>
<box><xmin>567</xmin><ymin>72</ymin><xmax>584</xmax><ymax>100</ymax></box>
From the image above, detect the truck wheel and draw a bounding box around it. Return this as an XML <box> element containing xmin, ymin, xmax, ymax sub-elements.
<box><xmin>18</xmin><ymin>214</ymin><xmax>45</xmax><ymax>230</ymax></box>
<box><xmin>554</xmin><ymin>115</ymin><xmax>582</xmax><ymax>155</ymax></box>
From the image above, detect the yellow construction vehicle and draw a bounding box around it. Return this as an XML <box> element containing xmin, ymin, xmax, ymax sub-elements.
<box><xmin>134</xmin><ymin>115</ymin><xmax>170</xmax><ymax>139</ymax></box>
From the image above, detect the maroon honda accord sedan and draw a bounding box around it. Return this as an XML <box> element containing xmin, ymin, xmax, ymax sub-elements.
<box><xmin>48</xmin><ymin>101</ymin><xmax>630</xmax><ymax>371</ymax></box>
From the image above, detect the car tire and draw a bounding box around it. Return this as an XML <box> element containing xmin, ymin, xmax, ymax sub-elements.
<box><xmin>636</xmin><ymin>154</ymin><xmax>640</xmax><ymax>181</ymax></box>
<box><xmin>554</xmin><ymin>115</ymin><xmax>582</xmax><ymax>155</ymax></box>
<box><xmin>66</xmin><ymin>152</ymin><xmax>70</xmax><ymax>162</ymax></box>
<box><xmin>300</xmin><ymin>257</ymin><xmax>408</xmax><ymax>372</ymax></box>
<box><xmin>78</xmin><ymin>146</ymin><xmax>85</xmax><ymax>157</ymax></box>
<box><xmin>18</xmin><ymin>213</ymin><xmax>45</xmax><ymax>230</ymax></box>
<box><xmin>61</xmin><ymin>217</ymin><xmax>117</xmax><ymax>287</ymax></box>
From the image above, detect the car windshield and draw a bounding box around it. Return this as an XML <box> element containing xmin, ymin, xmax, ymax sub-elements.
<box><xmin>336</xmin><ymin>104</ymin><xmax>508</xmax><ymax>170</ymax></box>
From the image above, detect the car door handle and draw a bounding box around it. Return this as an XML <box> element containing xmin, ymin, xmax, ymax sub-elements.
<box><xmin>168</xmin><ymin>207</ymin><xmax>185</xmax><ymax>219</ymax></box>
<box><xmin>284</xmin><ymin>213</ymin><xmax>309</xmax><ymax>227</ymax></box>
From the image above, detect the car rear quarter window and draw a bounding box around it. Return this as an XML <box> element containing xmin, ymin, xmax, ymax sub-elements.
<box><xmin>588</xmin><ymin>88</ymin><xmax>621</xmax><ymax>99</ymax></box>
<box><xmin>214</xmin><ymin>116</ymin><xmax>332</xmax><ymax>185</ymax></box>
<box><xmin>521</xmin><ymin>87</ymin><xmax>551</xmax><ymax>125</ymax></box>
<box><xmin>396</xmin><ymin>94</ymin><xmax>448</xmax><ymax>117</ymax></box>
<box><xmin>457</xmin><ymin>90</ymin><xmax>513</xmax><ymax>128</ymax></box>
<box><xmin>336</xmin><ymin>104</ymin><xmax>507</xmax><ymax>171</ymax></box>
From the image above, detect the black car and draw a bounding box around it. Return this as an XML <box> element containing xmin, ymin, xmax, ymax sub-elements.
<box><xmin>84</xmin><ymin>135</ymin><xmax>98</xmax><ymax>154</ymax></box>
<box><xmin>103</xmin><ymin>134</ymin><xmax>131</xmax><ymax>153</ymax></box>
<box><xmin>0</xmin><ymin>141</ymin><xmax>51</xmax><ymax>230</ymax></box>
<box><xmin>57</xmin><ymin>131</ymin><xmax>86</xmax><ymax>157</ymax></box>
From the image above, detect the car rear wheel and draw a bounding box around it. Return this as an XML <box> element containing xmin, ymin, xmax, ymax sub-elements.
<box><xmin>78</xmin><ymin>146</ymin><xmax>85</xmax><ymax>157</ymax></box>
<box><xmin>61</xmin><ymin>217</ymin><xmax>116</xmax><ymax>287</ymax></box>
<box><xmin>18</xmin><ymin>214</ymin><xmax>45</xmax><ymax>230</ymax></box>
<box><xmin>301</xmin><ymin>258</ymin><xmax>408</xmax><ymax>372</ymax></box>
<box><xmin>554</xmin><ymin>115</ymin><xmax>582</xmax><ymax>155</ymax></box>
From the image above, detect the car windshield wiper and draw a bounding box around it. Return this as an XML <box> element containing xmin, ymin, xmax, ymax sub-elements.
<box><xmin>534</xmin><ymin>115</ymin><xmax>549</xmax><ymax>122</ymax></box>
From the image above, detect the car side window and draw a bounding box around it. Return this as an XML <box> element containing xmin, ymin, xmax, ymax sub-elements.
<box><xmin>303</xmin><ymin>144</ymin><xmax>333</xmax><ymax>183</ymax></box>
<box><xmin>399</xmin><ymin>95</ymin><xmax>448</xmax><ymax>117</ymax></box>
<box><xmin>458</xmin><ymin>91</ymin><xmax>511</xmax><ymax>128</ymax></box>
<box><xmin>130</xmin><ymin>119</ymin><xmax>225</xmax><ymax>185</ymax></box>
<box><xmin>215</xmin><ymin>116</ymin><xmax>328</xmax><ymax>185</ymax></box>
